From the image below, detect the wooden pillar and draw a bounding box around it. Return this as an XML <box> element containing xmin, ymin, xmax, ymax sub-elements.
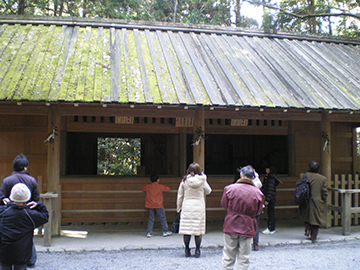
<box><xmin>288</xmin><ymin>122</ymin><xmax>296</xmax><ymax>176</ymax></box>
<box><xmin>179</xmin><ymin>131</ymin><xmax>187</xmax><ymax>175</ymax></box>
<box><xmin>193</xmin><ymin>108</ymin><xmax>205</xmax><ymax>170</ymax></box>
<box><xmin>353</xmin><ymin>127</ymin><xmax>359</xmax><ymax>175</ymax></box>
<box><xmin>321</xmin><ymin>111</ymin><xmax>331</xmax><ymax>228</ymax></box>
<box><xmin>47</xmin><ymin>104</ymin><xmax>61</xmax><ymax>235</ymax></box>
<box><xmin>342</xmin><ymin>192</ymin><xmax>351</xmax><ymax>235</ymax></box>
<box><xmin>321</xmin><ymin>111</ymin><xmax>331</xmax><ymax>180</ymax></box>
<box><xmin>40</xmin><ymin>192</ymin><xmax>59</xmax><ymax>246</ymax></box>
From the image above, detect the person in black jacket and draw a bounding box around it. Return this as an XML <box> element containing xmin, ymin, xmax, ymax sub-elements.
<box><xmin>0</xmin><ymin>183</ymin><xmax>48</xmax><ymax>270</ymax></box>
<box><xmin>0</xmin><ymin>154</ymin><xmax>41</xmax><ymax>268</ymax></box>
<box><xmin>261</xmin><ymin>166</ymin><xmax>282</xmax><ymax>235</ymax></box>
<box><xmin>0</xmin><ymin>154</ymin><xmax>40</xmax><ymax>203</ymax></box>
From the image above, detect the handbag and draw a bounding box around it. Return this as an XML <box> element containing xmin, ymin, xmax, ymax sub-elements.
<box><xmin>170</xmin><ymin>212</ymin><xmax>181</xmax><ymax>233</ymax></box>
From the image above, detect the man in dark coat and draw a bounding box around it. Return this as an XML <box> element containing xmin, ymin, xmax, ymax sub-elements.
<box><xmin>221</xmin><ymin>166</ymin><xmax>264</xmax><ymax>270</ymax></box>
<box><xmin>0</xmin><ymin>183</ymin><xmax>48</xmax><ymax>270</ymax></box>
<box><xmin>0</xmin><ymin>154</ymin><xmax>40</xmax><ymax>203</ymax></box>
<box><xmin>299</xmin><ymin>160</ymin><xmax>328</xmax><ymax>242</ymax></box>
<box><xmin>0</xmin><ymin>154</ymin><xmax>41</xmax><ymax>267</ymax></box>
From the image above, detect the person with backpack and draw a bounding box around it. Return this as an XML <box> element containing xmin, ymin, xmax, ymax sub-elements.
<box><xmin>298</xmin><ymin>160</ymin><xmax>328</xmax><ymax>242</ymax></box>
<box><xmin>261</xmin><ymin>166</ymin><xmax>282</xmax><ymax>235</ymax></box>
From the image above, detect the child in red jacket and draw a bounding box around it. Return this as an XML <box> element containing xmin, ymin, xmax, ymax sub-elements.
<box><xmin>141</xmin><ymin>174</ymin><xmax>172</xmax><ymax>238</ymax></box>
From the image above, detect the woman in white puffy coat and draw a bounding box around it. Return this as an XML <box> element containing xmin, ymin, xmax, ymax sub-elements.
<box><xmin>176</xmin><ymin>163</ymin><xmax>212</xmax><ymax>258</ymax></box>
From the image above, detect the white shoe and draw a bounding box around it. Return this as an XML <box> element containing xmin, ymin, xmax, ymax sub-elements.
<box><xmin>163</xmin><ymin>231</ymin><xmax>172</xmax><ymax>237</ymax></box>
<box><xmin>262</xmin><ymin>228</ymin><xmax>276</xmax><ymax>234</ymax></box>
<box><xmin>146</xmin><ymin>233</ymin><xmax>152</xmax><ymax>238</ymax></box>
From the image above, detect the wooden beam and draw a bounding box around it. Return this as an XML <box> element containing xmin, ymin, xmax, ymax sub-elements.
<box><xmin>288</xmin><ymin>122</ymin><xmax>296</xmax><ymax>176</ymax></box>
<box><xmin>59</xmin><ymin>105</ymin><xmax>195</xmax><ymax>118</ymax></box>
<box><xmin>179</xmin><ymin>132</ymin><xmax>187</xmax><ymax>175</ymax></box>
<box><xmin>0</xmin><ymin>103</ymin><xmax>50</xmax><ymax>115</ymax></box>
<box><xmin>193</xmin><ymin>107</ymin><xmax>205</xmax><ymax>170</ymax></box>
<box><xmin>0</xmin><ymin>126</ymin><xmax>47</xmax><ymax>133</ymax></box>
<box><xmin>65</xmin><ymin>122</ymin><xmax>289</xmax><ymax>135</ymax></box>
<box><xmin>329</xmin><ymin>113</ymin><xmax>360</xmax><ymax>123</ymax></box>
<box><xmin>46</xmin><ymin>104</ymin><xmax>61</xmax><ymax>235</ymax></box>
<box><xmin>321</xmin><ymin>111</ymin><xmax>332</xmax><ymax>228</ymax></box>
<box><xmin>66</xmin><ymin>122</ymin><xmax>192</xmax><ymax>133</ymax></box>
<box><xmin>204</xmin><ymin>109</ymin><xmax>323</xmax><ymax>121</ymax></box>
<box><xmin>205</xmin><ymin>126</ymin><xmax>288</xmax><ymax>135</ymax></box>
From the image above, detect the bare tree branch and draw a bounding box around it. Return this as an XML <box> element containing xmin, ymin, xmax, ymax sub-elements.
<box><xmin>244</xmin><ymin>0</ymin><xmax>360</xmax><ymax>20</ymax></box>
<box><xmin>1</xmin><ymin>0</ymin><xmax>16</xmax><ymax>14</ymax></box>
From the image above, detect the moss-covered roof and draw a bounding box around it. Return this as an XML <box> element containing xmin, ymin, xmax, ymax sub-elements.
<box><xmin>0</xmin><ymin>16</ymin><xmax>360</xmax><ymax>111</ymax></box>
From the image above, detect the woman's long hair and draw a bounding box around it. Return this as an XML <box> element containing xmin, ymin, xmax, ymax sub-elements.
<box><xmin>182</xmin><ymin>162</ymin><xmax>201</xmax><ymax>181</ymax></box>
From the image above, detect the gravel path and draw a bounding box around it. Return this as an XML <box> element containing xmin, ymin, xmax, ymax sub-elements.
<box><xmin>36</xmin><ymin>240</ymin><xmax>360</xmax><ymax>270</ymax></box>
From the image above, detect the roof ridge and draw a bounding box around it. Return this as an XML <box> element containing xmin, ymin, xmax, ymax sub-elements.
<box><xmin>0</xmin><ymin>15</ymin><xmax>360</xmax><ymax>45</ymax></box>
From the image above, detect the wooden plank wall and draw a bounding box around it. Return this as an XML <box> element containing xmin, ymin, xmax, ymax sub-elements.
<box><xmin>292</xmin><ymin>121</ymin><xmax>321</xmax><ymax>176</ymax></box>
<box><xmin>0</xmin><ymin>115</ymin><xmax>48</xmax><ymax>193</ymax></box>
<box><xmin>328</xmin><ymin>174</ymin><xmax>360</xmax><ymax>226</ymax></box>
<box><xmin>60</xmin><ymin>175</ymin><xmax>300</xmax><ymax>224</ymax></box>
<box><xmin>331</xmin><ymin>122</ymin><xmax>354</xmax><ymax>175</ymax></box>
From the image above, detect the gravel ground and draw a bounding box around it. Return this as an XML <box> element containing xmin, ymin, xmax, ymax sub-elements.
<box><xmin>36</xmin><ymin>240</ymin><xmax>360</xmax><ymax>270</ymax></box>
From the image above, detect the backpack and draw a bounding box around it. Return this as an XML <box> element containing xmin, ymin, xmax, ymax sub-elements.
<box><xmin>294</xmin><ymin>173</ymin><xmax>311</xmax><ymax>207</ymax></box>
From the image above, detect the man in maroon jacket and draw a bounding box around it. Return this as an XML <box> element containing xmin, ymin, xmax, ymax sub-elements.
<box><xmin>221</xmin><ymin>165</ymin><xmax>264</xmax><ymax>270</ymax></box>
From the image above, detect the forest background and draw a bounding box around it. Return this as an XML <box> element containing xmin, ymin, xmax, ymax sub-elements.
<box><xmin>1</xmin><ymin>0</ymin><xmax>359</xmax><ymax>37</ymax></box>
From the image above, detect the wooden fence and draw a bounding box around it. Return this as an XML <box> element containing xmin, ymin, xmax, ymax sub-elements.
<box><xmin>327</xmin><ymin>174</ymin><xmax>360</xmax><ymax>230</ymax></box>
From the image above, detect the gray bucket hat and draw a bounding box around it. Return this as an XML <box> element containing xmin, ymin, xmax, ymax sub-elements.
<box><xmin>9</xmin><ymin>183</ymin><xmax>31</xmax><ymax>203</ymax></box>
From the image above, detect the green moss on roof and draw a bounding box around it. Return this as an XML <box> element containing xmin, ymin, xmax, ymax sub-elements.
<box><xmin>0</xmin><ymin>20</ymin><xmax>359</xmax><ymax>111</ymax></box>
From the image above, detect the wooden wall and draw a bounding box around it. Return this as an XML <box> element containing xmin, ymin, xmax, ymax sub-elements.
<box><xmin>331</xmin><ymin>122</ymin><xmax>354</xmax><ymax>175</ymax></box>
<box><xmin>0</xmin><ymin>115</ymin><xmax>48</xmax><ymax>192</ymax></box>
<box><xmin>60</xmin><ymin>175</ymin><xmax>300</xmax><ymax>224</ymax></box>
<box><xmin>0</xmin><ymin>111</ymin><xmax>358</xmax><ymax>224</ymax></box>
<box><xmin>292</xmin><ymin>121</ymin><xmax>356</xmax><ymax>177</ymax></box>
<box><xmin>292</xmin><ymin>121</ymin><xmax>321</xmax><ymax>175</ymax></box>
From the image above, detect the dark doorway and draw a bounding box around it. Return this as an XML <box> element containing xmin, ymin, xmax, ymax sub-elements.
<box><xmin>203</xmin><ymin>134</ymin><xmax>288</xmax><ymax>175</ymax></box>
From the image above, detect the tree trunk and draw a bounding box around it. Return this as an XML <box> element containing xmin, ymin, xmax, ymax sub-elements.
<box><xmin>18</xmin><ymin>0</ymin><xmax>26</xmax><ymax>15</ymax></box>
<box><xmin>308</xmin><ymin>0</ymin><xmax>316</xmax><ymax>33</ymax></box>
<box><xmin>173</xmin><ymin>0</ymin><xmax>178</xmax><ymax>23</ymax></box>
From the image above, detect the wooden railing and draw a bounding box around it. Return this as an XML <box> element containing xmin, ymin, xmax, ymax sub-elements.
<box><xmin>327</xmin><ymin>174</ymin><xmax>360</xmax><ymax>235</ymax></box>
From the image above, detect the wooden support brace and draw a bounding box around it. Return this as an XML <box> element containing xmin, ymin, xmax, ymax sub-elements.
<box><xmin>40</xmin><ymin>192</ymin><xmax>59</xmax><ymax>246</ymax></box>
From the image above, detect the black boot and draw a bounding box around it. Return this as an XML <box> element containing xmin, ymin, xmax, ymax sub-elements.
<box><xmin>195</xmin><ymin>248</ymin><xmax>200</xmax><ymax>258</ymax></box>
<box><xmin>185</xmin><ymin>247</ymin><xmax>191</xmax><ymax>257</ymax></box>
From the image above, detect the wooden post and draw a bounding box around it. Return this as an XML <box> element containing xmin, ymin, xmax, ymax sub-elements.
<box><xmin>40</xmin><ymin>192</ymin><xmax>59</xmax><ymax>246</ymax></box>
<box><xmin>179</xmin><ymin>131</ymin><xmax>187</xmax><ymax>175</ymax></box>
<box><xmin>355</xmin><ymin>174</ymin><xmax>359</xmax><ymax>225</ymax></box>
<box><xmin>47</xmin><ymin>105</ymin><xmax>61</xmax><ymax>236</ymax></box>
<box><xmin>193</xmin><ymin>108</ymin><xmax>205</xmax><ymax>171</ymax></box>
<box><xmin>342</xmin><ymin>192</ymin><xmax>351</xmax><ymax>235</ymax></box>
<box><xmin>321</xmin><ymin>111</ymin><xmax>332</xmax><ymax>228</ymax></box>
<box><xmin>287</xmin><ymin>122</ymin><xmax>295</xmax><ymax>176</ymax></box>
<box><xmin>334</xmin><ymin>175</ymin><xmax>339</xmax><ymax>226</ymax></box>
